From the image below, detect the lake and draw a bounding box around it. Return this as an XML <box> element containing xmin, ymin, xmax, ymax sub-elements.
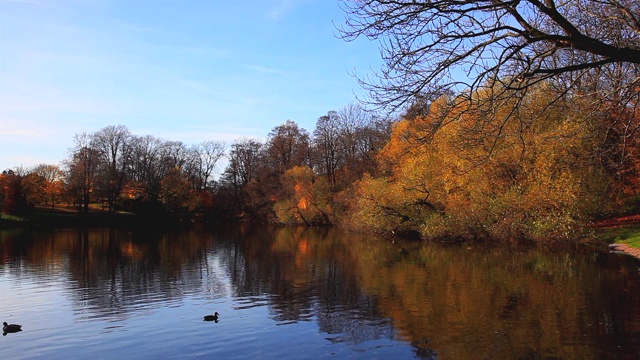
<box><xmin>1</xmin><ymin>224</ymin><xmax>639</xmax><ymax>359</ymax></box>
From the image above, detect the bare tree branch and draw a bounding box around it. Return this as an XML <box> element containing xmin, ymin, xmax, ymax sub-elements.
<box><xmin>338</xmin><ymin>0</ymin><xmax>640</xmax><ymax>111</ymax></box>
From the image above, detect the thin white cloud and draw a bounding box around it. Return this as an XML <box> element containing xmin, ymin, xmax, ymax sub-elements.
<box><xmin>245</xmin><ymin>64</ymin><xmax>287</xmax><ymax>76</ymax></box>
<box><xmin>0</xmin><ymin>120</ymin><xmax>44</xmax><ymax>138</ymax></box>
<box><xmin>0</xmin><ymin>0</ymin><xmax>53</xmax><ymax>6</ymax></box>
<box><xmin>266</xmin><ymin>0</ymin><xmax>310</xmax><ymax>20</ymax></box>
<box><xmin>0</xmin><ymin>84</ymin><xmax>123</xmax><ymax>116</ymax></box>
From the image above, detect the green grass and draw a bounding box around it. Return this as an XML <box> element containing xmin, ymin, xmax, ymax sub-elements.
<box><xmin>597</xmin><ymin>225</ymin><xmax>640</xmax><ymax>249</ymax></box>
<box><xmin>0</xmin><ymin>212</ymin><xmax>29</xmax><ymax>227</ymax></box>
<box><xmin>1</xmin><ymin>213</ymin><xmax>26</xmax><ymax>221</ymax></box>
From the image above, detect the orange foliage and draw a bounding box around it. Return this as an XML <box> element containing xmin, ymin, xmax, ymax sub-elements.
<box><xmin>274</xmin><ymin>166</ymin><xmax>332</xmax><ymax>225</ymax></box>
<box><xmin>349</xmin><ymin>83</ymin><xmax>614</xmax><ymax>242</ymax></box>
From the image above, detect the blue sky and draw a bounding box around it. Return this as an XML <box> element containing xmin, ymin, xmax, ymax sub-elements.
<box><xmin>0</xmin><ymin>0</ymin><xmax>380</xmax><ymax>172</ymax></box>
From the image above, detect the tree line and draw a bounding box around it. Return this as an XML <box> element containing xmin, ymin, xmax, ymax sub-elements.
<box><xmin>2</xmin><ymin>78</ymin><xmax>638</xmax><ymax>242</ymax></box>
<box><xmin>0</xmin><ymin>103</ymin><xmax>393</xmax><ymax>222</ymax></box>
<box><xmin>2</xmin><ymin>0</ymin><xmax>638</xmax><ymax>242</ymax></box>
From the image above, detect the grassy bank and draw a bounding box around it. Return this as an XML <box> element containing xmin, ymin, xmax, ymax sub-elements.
<box><xmin>0</xmin><ymin>212</ymin><xmax>29</xmax><ymax>228</ymax></box>
<box><xmin>592</xmin><ymin>214</ymin><xmax>640</xmax><ymax>257</ymax></box>
<box><xmin>0</xmin><ymin>205</ymin><xmax>207</xmax><ymax>229</ymax></box>
<box><xmin>598</xmin><ymin>225</ymin><xmax>640</xmax><ymax>249</ymax></box>
<box><xmin>1</xmin><ymin>206</ymin><xmax>147</xmax><ymax>229</ymax></box>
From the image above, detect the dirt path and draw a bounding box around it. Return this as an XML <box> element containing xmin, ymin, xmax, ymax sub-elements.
<box><xmin>609</xmin><ymin>243</ymin><xmax>640</xmax><ymax>261</ymax></box>
<box><xmin>592</xmin><ymin>214</ymin><xmax>640</xmax><ymax>261</ymax></box>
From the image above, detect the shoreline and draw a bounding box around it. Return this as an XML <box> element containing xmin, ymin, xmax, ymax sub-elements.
<box><xmin>592</xmin><ymin>214</ymin><xmax>640</xmax><ymax>261</ymax></box>
<box><xmin>1</xmin><ymin>206</ymin><xmax>199</xmax><ymax>229</ymax></box>
<box><xmin>609</xmin><ymin>243</ymin><xmax>640</xmax><ymax>261</ymax></box>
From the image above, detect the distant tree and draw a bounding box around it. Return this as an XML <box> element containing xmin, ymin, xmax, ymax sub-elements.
<box><xmin>127</xmin><ymin>135</ymin><xmax>169</xmax><ymax>204</ymax></box>
<box><xmin>93</xmin><ymin>125</ymin><xmax>132</xmax><ymax>212</ymax></box>
<box><xmin>223</xmin><ymin>138</ymin><xmax>263</xmax><ymax>188</ymax></box>
<box><xmin>21</xmin><ymin>164</ymin><xmax>65</xmax><ymax>209</ymax></box>
<box><xmin>0</xmin><ymin>169</ymin><xmax>30</xmax><ymax>215</ymax></box>
<box><xmin>160</xmin><ymin>167</ymin><xmax>192</xmax><ymax>212</ymax></box>
<box><xmin>189</xmin><ymin>140</ymin><xmax>226</xmax><ymax>191</ymax></box>
<box><xmin>21</xmin><ymin>171</ymin><xmax>46</xmax><ymax>206</ymax></box>
<box><xmin>312</xmin><ymin>105</ymin><xmax>394</xmax><ymax>189</ymax></box>
<box><xmin>273</xmin><ymin>166</ymin><xmax>332</xmax><ymax>225</ymax></box>
<box><xmin>220</xmin><ymin>138</ymin><xmax>264</xmax><ymax>215</ymax></box>
<box><xmin>67</xmin><ymin>133</ymin><xmax>101</xmax><ymax>213</ymax></box>
<box><xmin>336</xmin><ymin>103</ymin><xmax>368</xmax><ymax>170</ymax></box>
<box><xmin>312</xmin><ymin>111</ymin><xmax>342</xmax><ymax>188</ymax></box>
<box><xmin>336</xmin><ymin>103</ymin><xmax>393</xmax><ymax>183</ymax></box>
<box><xmin>265</xmin><ymin>120</ymin><xmax>311</xmax><ymax>174</ymax></box>
<box><xmin>339</xmin><ymin>0</ymin><xmax>640</xmax><ymax>110</ymax></box>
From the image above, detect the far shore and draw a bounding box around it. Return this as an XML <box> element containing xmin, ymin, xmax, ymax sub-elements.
<box><xmin>3</xmin><ymin>207</ymin><xmax>640</xmax><ymax>261</ymax></box>
<box><xmin>0</xmin><ymin>205</ymin><xmax>198</xmax><ymax>229</ymax></box>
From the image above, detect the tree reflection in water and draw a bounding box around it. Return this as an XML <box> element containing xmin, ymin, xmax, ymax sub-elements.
<box><xmin>1</xmin><ymin>224</ymin><xmax>639</xmax><ymax>359</ymax></box>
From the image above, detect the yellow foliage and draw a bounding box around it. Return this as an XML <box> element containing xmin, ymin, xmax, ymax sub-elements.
<box><xmin>349</xmin><ymin>82</ymin><xmax>611</xmax><ymax>242</ymax></box>
<box><xmin>274</xmin><ymin>166</ymin><xmax>333</xmax><ymax>225</ymax></box>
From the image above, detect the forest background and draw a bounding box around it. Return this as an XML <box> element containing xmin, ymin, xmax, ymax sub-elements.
<box><xmin>2</xmin><ymin>0</ymin><xmax>639</xmax><ymax>244</ymax></box>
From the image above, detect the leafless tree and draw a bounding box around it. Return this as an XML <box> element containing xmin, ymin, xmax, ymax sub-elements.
<box><xmin>265</xmin><ymin>120</ymin><xmax>311</xmax><ymax>174</ymax></box>
<box><xmin>93</xmin><ymin>125</ymin><xmax>132</xmax><ymax>212</ymax></box>
<box><xmin>224</xmin><ymin>138</ymin><xmax>264</xmax><ymax>189</ymax></box>
<box><xmin>128</xmin><ymin>135</ymin><xmax>167</xmax><ymax>203</ymax></box>
<box><xmin>338</xmin><ymin>0</ymin><xmax>640</xmax><ymax>110</ymax></box>
<box><xmin>336</xmin><ymin>103</ymin><xmax>393</xmax><ymax>182</ymax></box>
<box><xmin>220</xmin><ymin>138</ymin><xmax>264</xmax><ymax>211</ymax></box>
<box><xmin>313</xmin><ymin>111</ymin><xmax>342</xmax><ymax>187</ymax></box>
<box><xmin>67</xmin><ymin>133</ymin><xmax>101</xmax><ymax>212</ymax></box>
<box><xmin>190</xmin><ymin>140</ymin><xmax>226</xmax><ymax>191</ymax></box>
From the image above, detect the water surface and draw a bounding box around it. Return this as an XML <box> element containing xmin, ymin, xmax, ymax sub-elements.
<box><xmin>1</xmin><ymin>224</ymin><xmax>639</xmax><ymax>359</ymax></box>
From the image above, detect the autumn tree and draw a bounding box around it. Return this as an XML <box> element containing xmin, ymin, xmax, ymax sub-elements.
<box><xmin>0</xmin><ymin>169</ymin><xmax>30</xmax><ymax>215</ymax></box>
<box><xmin>340</xmin><ymin>1</ymin><xmax>640</xmax><ymax>202</ymax></box>
<box><xmin>273</xmin><ymin>166</ymin><xmax>333</xmax><ymax>225</ymax></box>
<box><xmin>160</xmin><ymin>166</ymin><xmax>192</xmax><ymax>212</ymax></box>
<box><xmin>21</xmin><ymin>164</ymin><xmax>65</xmax><ymax>209</ymax></box>
<box><xmin>349</xmin><ymin>83</ymin><xmax>610</xmax><ymax>242</ymax></box>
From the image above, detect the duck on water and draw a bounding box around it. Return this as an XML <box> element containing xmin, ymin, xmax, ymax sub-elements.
<box><xmin>3</xmin><ymin>322</ymin><xmax>22</xmax><ymax>335</ymax></box>
<box><xmin>203</xmin><ymin>312</ymin><xmax>219</xmax><ymax>322</ymax></box>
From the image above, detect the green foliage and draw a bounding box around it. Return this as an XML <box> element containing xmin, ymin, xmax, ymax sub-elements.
<box><xmin>0</xmin><ymin>212</ymin><xmax>28</xmax><ymax>226</ymax></box>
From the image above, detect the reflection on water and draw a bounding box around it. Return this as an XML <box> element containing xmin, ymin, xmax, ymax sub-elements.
<box><xmin>1</xmin><ymin>224</ymin><xmax>640</xmax><ymax>359</ymax></box>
